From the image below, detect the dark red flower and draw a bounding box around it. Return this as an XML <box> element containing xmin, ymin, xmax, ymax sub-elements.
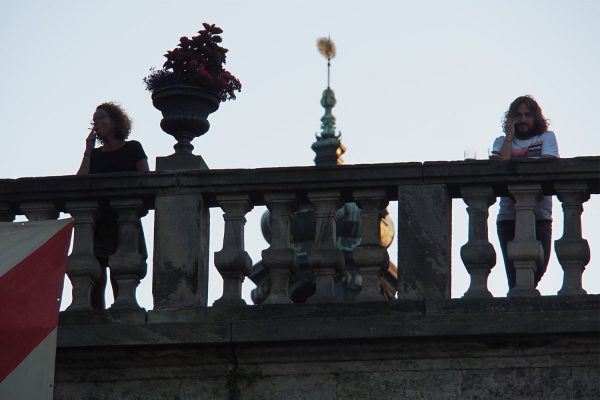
<box><xmin>197</xmin><ymin>64</ymin><xmax>212</xmax><ymax>80</ymax></box>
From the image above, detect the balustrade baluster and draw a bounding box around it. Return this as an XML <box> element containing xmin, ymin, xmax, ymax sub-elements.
<box><xmin>65</xmin><ymin>201</ymin><xmax>102</xmax><ymax>311</ymax></box>
<box><xmin>262</xmin><ymin>193</ymin><xmax>297</xmax><ymax>304</ymax></box>
<box><xmin>214</xmin><ymin>194</ymin><xmax>253</xmax><ymax>306</ymax></box>
<box><xmin>555</xmin><ymin>183</ymin><xmax>590</xmax><ymax>296</ymax></box>
<box><xmin>108</xmin><ymin>199</ymin><xmax>148</xmax><ymax>309</ymax></box>
<box><xmin>21</xmin><ymin>201</ymin><xmax>59</xmax><ymax>221</ymax></box>
<box><xmin>507</xmin><ymin>184</ymin><xmax>544</xmax><ymax>297</ymax></box>
<box><xmin>352</xmin><ymin>189</ymin><xmax>389</xmax><ymax>302</ymax></box>
<box><xmin>460</xmin><ymin>186</ymin><xmax>496</xmax><ymax>298</ymax></box>
<box><xmin>306</xmin><ymin>191</ymin><xmax>344</xmax><ymax>303</ymax></box>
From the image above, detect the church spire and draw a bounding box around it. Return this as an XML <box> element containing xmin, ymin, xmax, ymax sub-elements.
<box><xmin>312</xmin><ymin>37</ymin><xmax>346</xmax><ymax>166</ymax></box>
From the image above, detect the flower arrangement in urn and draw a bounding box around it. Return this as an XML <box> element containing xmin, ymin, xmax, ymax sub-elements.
<box><xmin>144</xmin><ymin>23</ymin><xmax>241</xmax><ymax>101</ymax></box>
<box><xmin>145</xmin><ymin>23</ymin><xmax>241</xmax><ymax>160</ymax></box>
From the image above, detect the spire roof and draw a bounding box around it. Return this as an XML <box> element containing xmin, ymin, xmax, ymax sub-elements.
<box><xmin>312</xmin><ymin>37</ymin><xmax>345</xmax><ymax>166</ymax></box>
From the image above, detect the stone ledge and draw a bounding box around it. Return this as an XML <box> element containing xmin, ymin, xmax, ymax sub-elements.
<box><xmin>59</xmin><ymin>308</ymin><xmax>147</xmax><ymax>325</ymax></box>
<box><xmin>57</xmin><ymin>296</ymin><xmax>600</xmax><ymax>348</ymax></box>
<box><xmin>2</xmin><ymin>157</ymin><xmax>598</xmax><ymax>207</ymax></box>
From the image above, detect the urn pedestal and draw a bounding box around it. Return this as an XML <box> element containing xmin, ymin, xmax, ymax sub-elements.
<box><xmin>152</xmin><ymin>85</ymin><xmax>221</xmax><ymax>171</ymax></box>
<box><xmin>151</xmin><ymin>85</ymin><xmax>218</xmax><ymax>308</ymax></box>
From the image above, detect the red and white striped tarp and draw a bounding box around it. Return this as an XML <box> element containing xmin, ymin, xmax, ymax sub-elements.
<box><xmin>0</xmin><ymin>219</ymin><xmax>73</xmax><ymax>400</ymax></box>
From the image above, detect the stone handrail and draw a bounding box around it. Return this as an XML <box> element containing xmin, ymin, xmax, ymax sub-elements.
<box><xmin>0</xmin><ymin>156</ymin><xmax>598</xmax><ymax>311</ymax></box>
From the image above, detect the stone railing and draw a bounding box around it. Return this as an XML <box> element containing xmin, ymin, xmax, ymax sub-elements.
<box><xmin>0</xmin><ymin>156</ymin><xmax>597</xmax><ymax>312</ymax></box>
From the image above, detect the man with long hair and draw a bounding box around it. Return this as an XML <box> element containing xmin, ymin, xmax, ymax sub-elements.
<box><xmin>490</xmin><ymin>95</ymin><xmax>559</xmax><ymax>291</ymax></box>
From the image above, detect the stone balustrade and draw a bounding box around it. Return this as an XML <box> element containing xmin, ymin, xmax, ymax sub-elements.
<box><xmin>0</xmin><ymin>157</ymin><xmax>598</xmax><ymax>311</ymax></box>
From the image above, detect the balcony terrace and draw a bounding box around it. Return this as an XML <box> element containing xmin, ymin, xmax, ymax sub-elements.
<box><xmin>1</xmin><ymin>156</ymin><xmax>598</xmax><ymax>399</ymax></box>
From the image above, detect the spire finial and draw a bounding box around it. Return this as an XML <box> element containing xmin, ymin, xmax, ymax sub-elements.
<box><xmin>317</xmin><ymin>36</ymin><xmax>336</xmax><ymax>88</ymax></box>
<box><xmin>312</xmin><ymin>36</ymin><xmax>345</xmax><ymax>166</ymax></box>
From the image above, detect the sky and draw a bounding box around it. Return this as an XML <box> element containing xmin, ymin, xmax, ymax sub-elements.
<box><xmin>1</xmin><ymin>0</ymin><xmax>599</xmax><ymax>309</ymax></box>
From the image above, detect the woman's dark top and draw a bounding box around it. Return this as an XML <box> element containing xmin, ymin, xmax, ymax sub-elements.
<box><xmin>89</xmin><ymin>140</ymin><xmax>148</xmax><ymax>258</ymax></box>
<box><xmin>89</xmin><ymin>140</ymin><xmax>147</xmax><ymax>174</ymax></box>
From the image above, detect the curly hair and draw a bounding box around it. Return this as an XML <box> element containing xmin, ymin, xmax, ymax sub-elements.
<box><xmin>96</xmin><ymin>102</ymin><xmax>132</xmax><ymax>142</ymax></box>
<box><xmin>502</xmin><ymin>95</ymin><xmax>549</xmax><ymax>136</ymax></box>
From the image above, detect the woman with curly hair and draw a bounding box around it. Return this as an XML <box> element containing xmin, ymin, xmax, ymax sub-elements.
<box><xmin>78</xmin><ymin>102</ymin><xmax>149</xmax><ymax>174</ymax></box>
<box><xmin>77</xmin><ymin>102</ymin><xmax>149</xmax><ymax>309</ymax></box>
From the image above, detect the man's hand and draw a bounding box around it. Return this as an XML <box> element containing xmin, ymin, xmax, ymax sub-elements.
<box><xmin>505</xmin><ymin>117</ymin><xmax>516</xmax><ymax>140</ymax></box>
<box><xmin>490</xmin><ymin>117</ymin><xmax>517</xmax><ymax>160</ymax></box>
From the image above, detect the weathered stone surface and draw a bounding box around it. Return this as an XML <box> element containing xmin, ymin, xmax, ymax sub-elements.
<box><xmin>238</xmin><ymin>371</ymin><xmax>337</xmax><ymax>400</ymax></box>
<box><xmin>54</xmin><ymin>332</ymin><xmax>600</xmax><ymax>399</ymax></box>
<box><xmin>109</xmin><ymin>198</ymin><xmax>147</xmax><ymax>310</ymax></box>
<box><xmin>156</xmin><ymin>153</ymin><xmax>209</xmax><ymax>171</ymax></box>
<box><xmin>0</xmin><ymin>202</ymin><xmax>15</xmax><ymax>221</ymax></box>
<box><xmin>54</xmin><ymin>378</ymin><xmax>230</xmax><ymax>400</ymax></box>
<box><xmin>20</xmin><ymin>200</ymin><xmax>59</xmax><ymax>220</ymax></box>
<box><xmin>153</xmin><ymin>189</ymin><xmax>209</xmax><ymax>308</ymax></box>
<box><xmin>1</xmin><ymin>158</ymin><xmax>597</xmax><ymax>399</ymax></box>
<box><xmin>397</xmin><ymin>184</ymin><xmax>451</xmax><ymax>300</ymax></box>
<box><xmin>460</xmin><ymin>186</ymin><xmax>496</xmax><ymax>298</ymax></box>
<box><xmin>261</xmin><ymin>192</ymin><xmax>297</xmax><ymax>304</ymax></box>
<box><xmin>0</xmin><ymin>158</ymin><xmax>597</xmax><ymax>207</ymax></box>
<box><xmin>59</xmin><ymin>308</ymin><xmax>146</xmax><ymax>327</ymax></box>
<box><xmin>65</xmin><ymin>200</ymin><xmax>102</xmax><ymax>311</ymax></box>
<box><xmin>507</xmin><ymin>184</ymin><xmax>544</xmax><ymax>297</ymax></box>
<box><xmin>214</xmin><ymin>194</ymin><xmax>253</xmax><ymax>307</ymax></box>
<box><xmin>555</xmin><ymin>182</ymin><xmax>591</xmax><ymax>296</ymax></box>
<box><xmin>461</xmin><ymin>366</ymin><xmax>599</xmax><ymax>400</ymax></box>
<box><xmin>337</xmin><ymin>371</ymin><xmax>461</xmax><ymax>400</ymax></box>
<box><xmin>54</xmin><ymin>297</ymin><xmax>600</xmax><ymax>399</ymax></box>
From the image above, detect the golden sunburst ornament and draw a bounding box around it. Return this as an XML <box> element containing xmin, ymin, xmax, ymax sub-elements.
<box><xmin>317</xmin><ymin>37</ymin><xmax>336</xmax><ymax>60</ymax></box>
<box><xmin>317</xmin><ymin>36</ymin><xmax>336</xmax><ymax>88</ymax></box>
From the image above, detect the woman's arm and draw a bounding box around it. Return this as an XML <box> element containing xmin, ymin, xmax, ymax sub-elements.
<box><xmin>136</xmin><ymin>158</ymin><xmax>150</xmax><ymax>172</ymax></box>
<box><xmin>76</xmin><ymin>153</ymin><xmax>91</xmax><ymax>175</ymax></box>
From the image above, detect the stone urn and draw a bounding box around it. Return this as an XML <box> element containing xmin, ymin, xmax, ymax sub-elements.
<box><xmin>152</xmin><ymin>85</ymin><xmax>221</xmax><ymax>157</ymax></box>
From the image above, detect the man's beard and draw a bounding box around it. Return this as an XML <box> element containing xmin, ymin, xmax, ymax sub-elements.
<box><xmin>515</xmin><ymin>123</ymin><xmax>534</xmax><ymax>139</ymax></box>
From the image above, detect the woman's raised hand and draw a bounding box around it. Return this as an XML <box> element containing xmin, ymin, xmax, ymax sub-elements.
<box><xmin>85</xmin><ymin>129</ymin><xmax>96</xmax><ymax>153</ymax></box>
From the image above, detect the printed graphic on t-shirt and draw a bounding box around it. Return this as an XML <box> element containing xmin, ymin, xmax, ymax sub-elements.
<box><xmin>511</xmin><ymin>140</ymin><xmax>543</xmax><ymax>159</ymax></box>
<box><xmin>527</xmin><ymin>143</ymin><xmax>543</xmax><ymax>157</ymax></box>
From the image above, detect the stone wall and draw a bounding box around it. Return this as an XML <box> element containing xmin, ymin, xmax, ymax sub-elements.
<box><xmin>55</xmin><ymin>296</ymin><xmax>600</xmax><ymax>400</ymax></box>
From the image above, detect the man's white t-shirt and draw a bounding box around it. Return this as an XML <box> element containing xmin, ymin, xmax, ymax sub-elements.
<box><xmin>491</xmin><ymin>131</ymin><xmax>559</xmax><ymax>221</ymax></box>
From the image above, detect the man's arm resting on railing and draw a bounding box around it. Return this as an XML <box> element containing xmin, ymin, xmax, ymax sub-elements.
<box><xmin>489</xmin><ymin>120</ymin><xmax>516</xmax><ymax>160</ymax></box>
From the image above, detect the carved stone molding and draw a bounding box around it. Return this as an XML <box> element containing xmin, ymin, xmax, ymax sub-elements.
<box><xmin>306</xmin><ymin>191</ymin><xmax>344</xmax><ymax>303</ymax></box>
<box><xmin>555</xmin><ymin>182</ymin><xmax>590</xmax><ymax>296</ymax></box>
<box><xmin>65</xmin><ymin>201</ymin><xmax>101</xmax><ymax>311</ymax></box>
<box><xmin>507</xmin><ymin>184</ymin><xmax>543</xmax><ymax>297</ymax></box>
<box><xmin>460</xmin><ymin>186</ymin><xmax>496</xmax><ymax>298</ymax></box>
<box><xmin>262</xmin><ymin>193</ymin><xmax>297</xmax><ymax>304</ymax></box>
<box><xmin>352</xmin><ymin>189</ymin><xmax>389</xmax><ymax>302</ymax></box>
<box><xmin>214</xmin><ymin>194</ymin><xmax>253</xmax><ymax>307</ymax></box>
